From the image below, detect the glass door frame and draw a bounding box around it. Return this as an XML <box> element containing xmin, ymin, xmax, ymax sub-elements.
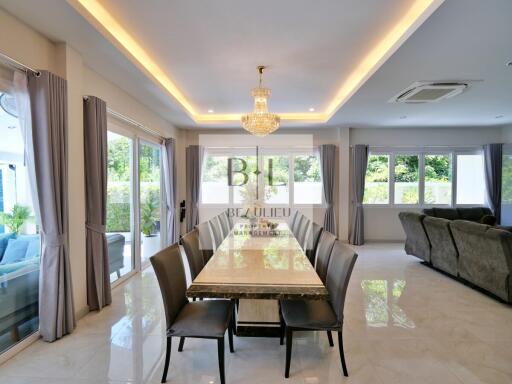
<box><xmin>138</xmin><ymin>137</ymin><xmax>166</xmax><ymax>269</ymax></box>
<box><xmin>106</xmin><ymin>119</ymin><xmax>166</xmax><ymax>283</ymax></box>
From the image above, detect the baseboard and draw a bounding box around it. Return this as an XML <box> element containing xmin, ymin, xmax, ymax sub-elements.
<box><xmin>75</xmin><ymin>305</ymin><xmax>90</xmax><ymax>321</ymax></box>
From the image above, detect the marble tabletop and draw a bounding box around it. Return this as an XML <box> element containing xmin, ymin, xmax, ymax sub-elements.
<box><xmin>186</xmin><ymin>222</ymin><xmax>328</xmax><ymax>300</ymax></box>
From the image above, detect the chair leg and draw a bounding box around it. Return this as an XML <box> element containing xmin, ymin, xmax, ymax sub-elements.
<box><xmin>161</xmin><ymin>337</ymin><xmax>171</xmax><ymax>383</ymax></box>
<box><xmin>327</xmin><ymin>330</ymin><xmax>334</xmax><ymax>347</ymax></box>
<box><xmin>338</xmin><ymin>330</ymin><xmax>348</xmax><ymax>377</ymax></box>
<box><xmin>218</xmin><ymin>337</ymin><xmax>226</xmax><ymax>384</ymax></box>
<box><xmin>228</xmin><ymin>325</ymin><xmax>234</xmax><ymax>353</ymax></box>
<box><xmin>178</xmin><ymin>337</ymin><xmax>185</xmax><ymax>352</ymax></box>
<box><xmin>279</xmin><ymin>310</ymin><xmax>285</xmax><ymax>346</ymax></box>
<box><xmin>285</xmin><ymin>327</ymin><xmax>293</xmax><ymax>378</ymax></box>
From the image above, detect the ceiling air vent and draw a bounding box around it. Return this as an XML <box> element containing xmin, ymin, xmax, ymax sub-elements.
<box><xmin>390</xmin><ymin>82</ymin><xmax>469</xmax><ymax>103</ymax></box>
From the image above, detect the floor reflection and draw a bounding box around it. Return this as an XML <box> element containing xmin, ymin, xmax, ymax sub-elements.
<box><xmin>361</xmin><ymin>279</ymin><xmax>415</xmax><ymax>329</ymax></box>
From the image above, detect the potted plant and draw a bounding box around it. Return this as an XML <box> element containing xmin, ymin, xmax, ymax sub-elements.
<box><xmin>0</xmin><ymin>204</ymin><xmax>31</xmax><ymax>235</ymax></box>
<box><xmin>141</xmin><ymin>191</ymin><xmax>158</xmax><ymax>237</ymax></box>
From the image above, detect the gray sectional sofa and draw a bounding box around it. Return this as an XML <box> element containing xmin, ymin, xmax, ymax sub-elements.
<box><xmin>399</xmin><ymin>207</ymin><xmax>512</xmax><ymax>303</ymax></box>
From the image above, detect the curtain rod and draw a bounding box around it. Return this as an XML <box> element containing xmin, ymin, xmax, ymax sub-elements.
<box><xmin>83</xmin><ymin>96</ymin><xmax>164</xmax><ymax>141</ymax></box>
<box><xmin>0</xmin><ymin>52</ymin><xmax>40</xmax><ymax>76</ymax></box>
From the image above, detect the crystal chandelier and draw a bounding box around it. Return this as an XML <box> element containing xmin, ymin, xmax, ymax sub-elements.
<box><xmin>241</xmin><ymin>66</ymin><xmax>280</xmax><ymax>137</ymax></box>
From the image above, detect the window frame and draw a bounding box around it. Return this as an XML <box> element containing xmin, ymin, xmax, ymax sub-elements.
<box><xmin>363</xmin><ymin>146</ymin><xmax>486</xmax><ymax>209</ymax></box>
<box><xmin>199</xmin><ymin>146</ymin><xmax>325</xmax><ymax>208</ymax></box>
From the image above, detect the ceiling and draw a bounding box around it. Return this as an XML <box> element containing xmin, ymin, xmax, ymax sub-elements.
<box><xmin>0</xmin><ymin>0</ymin><xmax>511</xmax><ymax>129</ymax></box>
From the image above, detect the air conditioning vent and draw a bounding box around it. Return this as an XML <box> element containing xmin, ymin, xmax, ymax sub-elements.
<box><xmin>391</xmin><ymin>82</ymin><xmax>469</xmax><ymax>103</ymax></box>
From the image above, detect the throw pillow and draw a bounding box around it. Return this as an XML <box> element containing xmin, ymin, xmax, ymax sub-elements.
<box><xmin>0</xmin><ymin>238</ymin><xmax>29</xmax><ymax>265</ymax></box>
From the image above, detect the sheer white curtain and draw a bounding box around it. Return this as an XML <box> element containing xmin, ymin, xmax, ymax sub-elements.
<box><xmin>13</xmin><ymin>71</ymin><xmax>40</xmax><ymax>225</ymax></box>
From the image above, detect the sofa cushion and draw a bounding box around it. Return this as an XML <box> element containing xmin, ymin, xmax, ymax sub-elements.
<box><xmin>1</xmin><ymin>238</ymin><xmax>29</xmax><ymax>265</ymax></box>
<box><xmin>22</xmin><ymin>235</ymin><xmax>41</xmax><ymax>259</ymax></box>
<box><xmin>0</xmin><ymin>233</ymin><xmax>16</xmax><ymax>261</ymax></box>
<box><xmin>433</xmin><ymin>208</ymin><xmax>459</xmax><ymax>220</ymax></box>
<box><xmin>457</xmin><ymin>208</ymin><xmax>485</xmax><ymax>222</ymax></box>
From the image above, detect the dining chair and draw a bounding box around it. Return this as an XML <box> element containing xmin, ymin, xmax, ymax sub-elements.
<box><xmin>305</xmin><ymin>222</ymin><xmax>323</xmax><ymax>266</ymax></box>
<box><xmin>279</xmin><ymin>241</ymin><xmax>358</xmax><ymax>378</ymax></box>
<box><xmin>288</xmin><ymin>210</ymin><xmax>299</xmax><ymax>230</ymax></box>
<box><xmin>226</xmin><ymin>209</ymin><xmax>235</xmax><ymax>229</ymax></box>
<box><xmin>315</xmin><ymin>230</ymin><xmax>337</xmax><ymax>284</ymax></box>
<box><xmin>209</xmin><ymin>218</ymin><xmax>224</xmax><ymax>249</ymax></box>
<box><xmin>296</xmin><ymin>217</ymin><xmax>311</xmax><ymax>250</ymax></box>
<box><xmin>218</xmin><ymin>212</ymin><xmax>230</xmax><ymax>237</ymax></box>
<box><xmin>150</xmin><ymin>244</ymin><xmax>234</xmax><ymax>384</ymax></box>
<box><xmin>292</xmin><ymin>214</ymin><xmax>305</xmax><ymax>238</ymax></box>
<box><xmin>181</xmin><ymin>229</ymin><xmax>204</xmax><ymax>281</ymax></box>
<box><xmin>195</xmin><ymin>222</ymin><xmax>214</xmax><ymax>264</ymax></box>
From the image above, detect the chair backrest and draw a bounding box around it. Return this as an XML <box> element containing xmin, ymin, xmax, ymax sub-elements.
<box><xmin>195</xmin><ymin>221</ymin><xmax>214</xmax><ymax>263</ymax></box>
<box><xmin>218</xmin><ymin>212</ymin><xmax>230</xmax><ymax>236</ymax></box>
<box><xmin>289</xmin><ymin>211</ymin><xmax>299</xmax><ymax>230</ymax></box>
<box><xmin>292</xmin><ymin>214</ymin><xmax>305</xmax><ymax>238</ymax></box>
<box><xmin>209</xmin><ymin>218</ymin><xmax>224</xmax><ymax>249</ymax></box>
<box><xmin>181</xmin><ymin>229</ymin><xmax>204</xmax><ymax>280</ymax></box>
<box><xmin>315</xmin><ymin>230</ymin><xmax>337</xmax><ymax>283</ymax></box>
<box><xmin>150</xmin><ymin>244</ymin><xmax>188</xmax><ymax>329</ymax></box>
<box><xmin>296</xmin><ymin>217</ymin><xmax>311</xmax><ymax>250</ymax></box>
<box><xmin>326</xmin><ymin>241</ymin><xmax>358</xmax><ymax>322</ymax></box>
<box><xmin>305</xmin><ymin>222</ymin><xmax>323</xmax><ymax>265</ymax></box>
<box><xmin>226</xmin><ymin>210</ymin><xmax>235</xmax><ymax>229</ymax></box>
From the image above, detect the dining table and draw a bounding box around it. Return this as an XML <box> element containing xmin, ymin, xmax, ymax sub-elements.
<box><xmin>186</xmin><ymin>221</ymin><xmax>328</xmax><ymax>336</ymax></box>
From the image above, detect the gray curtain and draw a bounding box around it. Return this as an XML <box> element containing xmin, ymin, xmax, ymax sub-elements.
<box><xmin>83</xmin><ymin>96</ymin><xmax>111</xmax><ymax>311</ymax></box>
<box><xmin>319</xmin><ymin>144</ymin><xmax>337</xmax><ymax>234</ymax></box>
<box><xmin>484</xmin><ymin>143</ymin><xmax>503</xmax><ymax>223</ymax></box>
<box><xmin>163</xmin><ymin>138</ymin><xmax>178</xmax><ymax>244</ymax></box>
<box><xmin>349</xmin><ymin>144</ymin><xmax>369</xmax><ymax>245</ymax></box>
<box><xmin>28</xmin><ymin>71</ymin><xmax>76</xmax><ymax>341</ymax></box>
<box><xmin>186</xmin><ymin>145</ymin><xmax>204</xmax><ymax>231</ymax></box>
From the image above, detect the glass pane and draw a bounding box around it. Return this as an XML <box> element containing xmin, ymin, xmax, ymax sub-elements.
<box><xmin>424</xmin><ymin>154</ymin><xmax>452</xmax><ymax>205</ymax></box>
<box><xmin>394</xmin><ymin>155</ymin><xmax>419</xmax><ymax>204</ymax></box>
<box><xmin>0</xmin><ymin>90</ymin><xmax>39</xmax><ymax>353</ymax></box>
<box><xmin>456</xmin><ymin>154</ymin><xmax>486</xmax><ymax>205</ymax></box>
<box><xmin>233</xmin><ymin>155</ymin><xmax>258</xmax><ymax>205</ymax></box>
<box><xmin>106</xmin><ymin>131</ymin><xmax>134</xmax><ymax>283</ymax></box>
<box><xmin>294</xmin><ymin>155</ymin><xmax>322</xmax><ymax>205</ymax></box>
<box><xmin>139</xmin><ymin>142</ymin><xmax>162</xmax><ymax>264</ymax></box>
<box><xmin>264</xmin><ymin>155</ymin><xmax>289</xmax><ymax>204</ymax></box>
<box><xmin>364</xmin><ymin>155</ymin><xmax>389</xmax><ymax>204</ymax></box>
<box><xmin>501</xmin><ymin>147</ymin><xmax>512</xmax><ymax>225</ymax></box>
<box><xmin>201</xmin><ymin>155</ymin><xmax>229</xmax><ymax>204</ymax></box>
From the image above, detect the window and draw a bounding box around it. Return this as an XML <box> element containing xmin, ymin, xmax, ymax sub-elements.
<box><xmin>501</xmin><ymin>146</ymin><xmax>512</xmax><ymax>225</ymax></box>
<box><xmin>106</xmin><ymin>131</ymin><xmax>134</xmax><ymax>282</ymax></box>
<box><xmin>364</xmin><ymin>155</ymin><xmax>389</xmax><ymax>204</ymax></box>
<box><xmin>424</xmin><ymin>154</ymin><xmax>452</xmax><ymax>205</ymax></box>
<box><xmin>200</xmin><ymin>149</ymin><xmax>323</xmax><ymax>206</ymax></box>
<box><xmin>294</xmin><ymin>155</ymin><xmax>322</xmax><ymax>205</ymax></box>
<box><xmin>363</xmin><ymin>148</ymin><xmax>486</xmax><ymax>208</ymax></box>
<box><xmin>139</xmin><ymin>141</ymin><xmax>162</xmax><ymax>264</ymax></box>
<box><xmin>0</xmin><ymin>86</ymin><xmax>39</xmax><ymax>353</ymax></box>
<box><xmin>201</xmin><ymin>154</ymin><xmax>229</xmax><ymax>204</ymax></box>
<box><xmin>394</xmin><ymin>154</ymin><xmax>419</xmax><ymax>204</ymax></box>
<box><xmin>456</xmin><ymin>154</ymin><xmax>486</xmax><ymax>205</ymax></box>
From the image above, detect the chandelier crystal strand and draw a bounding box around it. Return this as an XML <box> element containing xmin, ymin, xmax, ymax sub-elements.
<box><xmin>241</xmin><ymin>66</ymin><xmax>280</xmax><ymax>137</ymax></box>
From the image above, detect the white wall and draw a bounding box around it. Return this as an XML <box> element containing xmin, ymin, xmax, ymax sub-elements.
<box><xmin>0</xmin><ymin>9</ymin><xmax>184</xmax><ymax>318</ymax></box>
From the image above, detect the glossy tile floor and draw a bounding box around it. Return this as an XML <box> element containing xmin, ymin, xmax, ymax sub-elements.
<box><xmin>1</xmin><ymin>243</ymin><xmax>511</xmax><ymax>384</ymax></box>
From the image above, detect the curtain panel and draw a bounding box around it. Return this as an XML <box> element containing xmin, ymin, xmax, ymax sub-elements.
<box><xmin>484</xmin><ymin>143</ymin><xmax>503</xmax><ymax>223</ymax></box>
<box><xmin>185</xmin><ymin>145</ymin><xmax>204</xmax><ymax>232</ymax></box>
<box><xmin>349</xmin><ymin>144</ymin><xmax>369</xmax><ymax>245</ymax></box>
<box><xmin>162</xmin><ymin>138</ymin><xmax>178</xmax><ymax>245</ymax></box>
<box><xmin>27</xmin><ymin>70</ymin><xmax>76</xmax><ymax>341</ymax></box>
<box><xmin>83</xmin><ymin>96</ymin><xmax>111</xmax><ymax>310</ymax></box>
<box><xmin>319</xmin><ymin>144</ymin><xmax>337</xmax><ymax>235</ymax></box>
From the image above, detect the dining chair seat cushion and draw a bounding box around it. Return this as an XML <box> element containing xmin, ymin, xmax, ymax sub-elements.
<box><xmin>168</xmin><ymin>300</ymin><xmax>233</xmax><ymax>338</ymax></box>
<box><xmin>280</xmin><ymin>299</ymin><xmax>340</xmax><ymax>330</ymax></box>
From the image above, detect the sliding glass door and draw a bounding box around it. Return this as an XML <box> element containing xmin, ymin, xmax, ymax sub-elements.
<box><xmin>501</xmin><ymin>145</ymin><xmax>512</xmax><ymax>225</ymax></box>
<box><xmin>139</xmin><ymin>141</ymin><xmax>162</xmax><ymax>265</ymax></box>
<box><xmin>106</xmin><ymin>128</ymin><xmax>164</xmax><ymax>279</ymax></box>
<box><xmin>0</xmin><ymin>76</ymin><xmax>39</xmax><ymax>353</ymax></box>
<box><xmin>106</xmin><ymin>131</ymin><xmax>135</xmax><ymax>283</ymax></box>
